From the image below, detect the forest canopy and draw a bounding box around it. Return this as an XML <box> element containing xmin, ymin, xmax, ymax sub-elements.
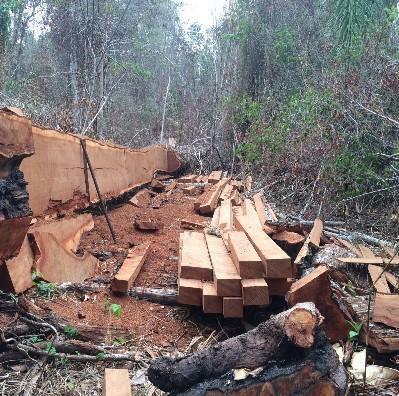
<box><xmin>1</xmin><ymin>0</ymin><xmax>399</xmax><ymax>224</ymax></box>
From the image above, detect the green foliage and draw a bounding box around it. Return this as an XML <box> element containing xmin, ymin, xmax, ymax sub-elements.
<box><xmin>112</xmin><ymin>336</ymin><xmax>128</xmax><ymax>346</ymax></box>
<box><xmin>46</xmin><ymin>342</ymin><xmax>57</xmax><ymax>355</ymax></box>
<box><xmin>35</xmin><ymin>280</ymin><xmax>56</xmax><ymax>298</ymax></box>
<box><xmin>96</xmin><ymin>352</ymin><xmax>107</xmax><ymax>360</ymax></box>
<box><xmin>103</xmin><ymin>298</ymin><xmax>123</xmax><ymax>318</ymax></box>
<box><xmin>346</xmin><ymin>320</ymin><xmax>363</xmax><ymax>341</ymax></box>
<box><xmin>64</xmin><ymin>325</ymin><xmax>79</xmax><ymax>338</ymax></box>
<box><xmin>272</xmin><ymin>29</ymin><xmax>298</xmax><ymax>65</ymax></box>
<box><xmin>329</xmin><ymin>135</ymin><xmax>386</xmax><ymax>197</ymax></box>
<box><xmin>28</xmin><ymin>335</ymin><xmax>42</xmax><ymax>344</ymax></box>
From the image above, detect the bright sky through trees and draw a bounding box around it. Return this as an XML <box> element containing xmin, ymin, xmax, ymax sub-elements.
<box><xmin>179</xmin><ymin>0</ymin><xmax>227</xmax><ymax>30</ymax></box>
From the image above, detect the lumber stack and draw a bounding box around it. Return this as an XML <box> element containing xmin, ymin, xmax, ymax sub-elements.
<box><xmin>177</xmin><ymin>174</ymin><xmax>298</xmax><ymax>317</ymax></box>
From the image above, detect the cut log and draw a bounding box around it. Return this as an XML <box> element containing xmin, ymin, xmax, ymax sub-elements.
<box><xmin>287</xmin><ymin>265</ymin><xmax>349</xmax><ymax>342</ymax></box>
<box><xmin>180</xmin><ymin>219</ymin><xmax>207</xmax><ymax>230</ymax></box>
<box><xmin>129</xmin><ymin>287</ymin><xmax>178</xmax><ymax>305</ymax></box>
<box><xmin>202</xmin><ymin>282</ymin><xmax>223</xmax><ymax>314</ymax></box>
<box><xmin>195</xmin><ymin>178</ymin><xmax>229</xmax><ymax>215</ymax></box>
<box><xmin>242</xmin><ymin>278</ymin><xmax>269</xmax><ymax>306</ymax></box>
<box><xmin>208</xmin><ymin>171</ymin><xmax>223</xmax><ymax>184</ymax></box>
<box><xmin>134</xmin><ymin>219</ymin><xmax>162</xmax><ymax>231</ymax></box>
<box><xmin>0</xmin><ymin>236</ymin><xmax>34</xmax><ymax>293</ymax></box>
<box><xmin>0</xmin><ymin>216</ymin><xmax>32</xmax><ymax>260</ymax></box>
<box><xmin>28</xmin><ymin>214</ymin><xmax>94</xmax><ymax>252</ymax></box>
<box><xmin>30</xmin><ymin>231</ymin><xmax>98</xmax><ymax>284</ymax></box>
<box><xmin>218</xmin><ymin>199</ymin><xmax>233</xmax><ymax>231</ymax></box>
<box><xmin>111</xmin><ymin>243</ymin><xmax>151</xmax><ymax>293</ymax></box>
<box><xmin>148</xmin><ymin>303</ymin><xmax>324</xmax><ymax>393</ymax></box>
<box><xmin>373</xmin><ymin>294</ymin><xmax>399</xmax><ymax>329</ymax></box>
<box><xmin>308</xmin><ymin>219</ymin><xmax>323</xmax><ymax>249</ymax></box>
<box><xmin>174</xmin><ymin>331</ymin><xmax>346</xmax><ymax>396</ymax></box>
<box><xmin>228</xmin><ymin>231</ymin><xmax>264</xmax><ymax>278</ymax></box>
<box><xmin>234</xmin><ymin>205</ymin><xmax>292</xmax><ymax>278</ymax></box>
<box><xmin>179</xmin><ymin>231</ymin><xmax>213</xmax><ymax>281</ymax></box>
<box><xmin>128</xmin><ymin>189</ymin><xmax>151</xmax><ymax>208</ymax></box>
<box><xmin>103</xmin><ymin>368</ymin><xmax>132</xmax><ymax>396</ymax></box>
<box><xmin>205</xmin><ymin>234</ymin><xmax>241</xmax><ymax>296</ymax></box>
<box><xmin>218</xmin><ymin>184</ymin><xmax>233</xmax><ymax>203</ymax></box>
<box><xmin>223</xmin><ymin>297</ymin><xmax>244</xmax><ymax>318</ymax></box>
<box><xmin>178</xmin><ymin>278</ymin><xmax>202</xmax><ymax>306</ymax></box>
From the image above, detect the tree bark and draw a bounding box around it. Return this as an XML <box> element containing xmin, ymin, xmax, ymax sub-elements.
<box><xmin>148</xmin><ymin>303</ymin><xmax>323</xmax><ymax>393</ymax></box>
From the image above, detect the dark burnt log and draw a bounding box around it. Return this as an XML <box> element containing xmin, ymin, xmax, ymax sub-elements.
<box><xmin>148</xmin><ymin>303</ymin><xmax>324</xmax><ymax>393</ymax></box>
<box><xmin>0</xmin><ymin>169</ymin><xmax>31</xmax><ymax>219</ymax></box>
<box><xmin>175</xmin><ymin>331</ymin><xmax>347</xmax><ymax>396</ymax></box>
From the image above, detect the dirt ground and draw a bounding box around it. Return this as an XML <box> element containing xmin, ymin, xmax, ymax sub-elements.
<box><xmin>28</xmin><ymin>189</ymin><xmax>229</xmax><ymax>350</ymax></box>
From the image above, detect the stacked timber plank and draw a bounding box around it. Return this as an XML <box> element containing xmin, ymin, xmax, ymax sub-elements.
<box><xmin>177</xmin><ymin>176</ymin><xmax>296</xmax><ymax>317</ymax></box>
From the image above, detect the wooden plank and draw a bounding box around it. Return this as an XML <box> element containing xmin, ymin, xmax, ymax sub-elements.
<box><xmin>218</xmin><ymin>200</ymin><xmax>233</xmax><ymax>231</ymax></box>
<box><xmin>29</xmin><ymin>214</ymin><xmax>94</xmax><ymax>252</ymax></box>
<box><xmin>195</xmin><ymin>178</ymin><xmax>229</xmax><ymax>215</ymax></box>
<box><xmin>252</xmin><ymin>193</ymin><xmax>267</xmax><ymax>227</ymax></box>
<box><xmin>337</xmin><ymin>239</ymin><xmax>362</xmax><ymax>256</ymax></box>
<box><xmin>208</xmin><ymin>171</ymin><xmax>223</xmax><ymax>184</ymax></box>
<box><xmin>308</xmin><ymin>219</ymin><xmax>323</xmax><ymax>249</ymax></box>
<box><xmin>358</xmin><ymin>244</ymin><xmax>391</xmax><ymax>295</ymax></box>
<box><xmin>287</xmin><ymin>265</ymin><xmax>350</xmax><ymax>342</ymax></box>
<box><xmin>180</xmin><ymin>231</ymin><xmax>213</xmax><ymax>281</ymax></box>
<box><xmin>230</xmin><ymin>189</ymin><xmax>242</xmax><ymax>206</ymax></box>
<box><xmin>210</xmin><ymin>206</ymin><xmax>221</xmax><ymax>228</ymax></box>
<box><xmin>103</xmin><ymin>368</ymin><xmax>132</xmax><ymax>396</ymax></box>
<box><xmin>111</xmin><ymin>243</ymin><xmax>151</xmax><ymax>293</ymax></box>
<box><xmin>219</xmin><ymin>184</ymin><xmax>233</xmax><ymax>203</ymax></box>
<box><xmin>179</xmin><ymin>174</ymin><xmax>197</xmax><ymax>183</ymax></box>
<box><xmin>178</xmin><ymin>278</ymin><xmax>202</xmax><ymax>306</ymax></box>
<box><xmin>267</xmin><ymin>278</ymin><xmax>295</xmax><ymax>297</ymax></box>
<box><xmin>180</xmin><ymin>219</ymin><xmax>207</xmax><ymax>230</ymax></box>
<box><xmin>128</xmin><ymin>189</ymin><xmax>151</xmax><ymax>208</ymax></box>
<box><xmin>241</xmin><ymin>279</ymin><xmax>269</xmax><ymax>306</ymax></box>
<box><xmin>231</xmin><ymin>180</ymin><xmax>243</xmax><ymax>192</ymax></box>
<box><xmin>228</xmin><ymin>231</ymin><xmax>264</xmax><ymax>278</ymax></box>
<box><xmin>0</xmin><ymin>236</ymin><xmax>34</xmax><ymax>294</ymax></box>
<box><xmin>202</xmin><ymin>282</ymin><xmax>223</xmax><ymax>314</ymax></box>
<box><xmin>182</xmin><ymin>185</ymin><xmax>198</xmax><ymax>195</ymax></box>
<box><xmin>234</xmin><ymin>206</ymin><xmax>292</xmax><ymax>279</ymax></box>
<box><xmin>385</xmin><ymin>272</ymin><xmax>399</xmax><ymax>289</ymax></box>
<box><xmin>273</xmin><ymin>231</ymin><xmax>305</xmax><ymax>245</ymax></box>
<box><xmin>373</xmin><ymin>294</ymin><xmax>399</xmax><ymax>329</ymax></box>
<box><xmin>30</xmin><ymin>231</ymin><xmax>97</xmax><ymax>284</ymax></box>
<box><xmin>0</xmin><ymin>216</ymin><xmax>32</xmax><ymax>260</ymax></box>
<box><xmin>205</xmin><ymin>234</ymin><xmax>241</xmax><ymax>297</ymax></box>
<box><xmin>223</xmin><ymin>297</ymin><xmax>244</xmax><ymax>318</ymax></box>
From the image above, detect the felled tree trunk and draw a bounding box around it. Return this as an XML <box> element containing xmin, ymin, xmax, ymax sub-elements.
<box><xmin>148</xmin><ymin>303</ymin><xmax>325</xmax><ymax>393</ymax></box>
<box><xmin>176</xmin><ymin>331</ymin><xmax>347</xmax><ymax>396</ymax></box>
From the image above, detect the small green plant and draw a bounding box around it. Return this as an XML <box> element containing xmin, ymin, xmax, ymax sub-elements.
<box><xmin>45</xmin><ymin>342</ymin><xmax>57</xmax><ymax>355</ymax></box>
<box><xmin>344</xmin><ymin>281</ymin><xmax>357</xmax><ymax>296</ymax></box>
<box><xmin>28</xmin><ymin>335</ymin><xmax>42</xmax><ymax>344</ymax></box>
<box><xmin>60</xmin><ymin>356</ymin><xmax>69</xmax><ymax>366</ymax></box>
<box><xmin>346</xmin><ymin>320</ymin><xmax>363</xmax><ymax>342</ymax></box>
<box><xmin>64</xmin><ymin>325</ymin><xmax>79</xmax><ymax>338</ymax></box>
<box><xmin>112</xmin><ymin>336</ymin><xmax>128</xmax><ymax>346</ymax></box>
<box><xmin>103</xmin><ymin>299</ymin><xmax>123</xmax><ymax>344</ymax></box>
<box><xmin>32</xmin><ymin>271</ymin><xmax>56</xmax><ymax>298</ymax></box>
<box><xmin>96</xmin><ymin>352</ymin><xmax>107</xmax><ymax>360</ymax></box>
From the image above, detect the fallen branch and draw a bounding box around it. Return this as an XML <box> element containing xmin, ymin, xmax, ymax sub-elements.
<box><xmin>129</xmin><ymin>287</ymin><xmax>178</xmax><ymax>305</ymax></box>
